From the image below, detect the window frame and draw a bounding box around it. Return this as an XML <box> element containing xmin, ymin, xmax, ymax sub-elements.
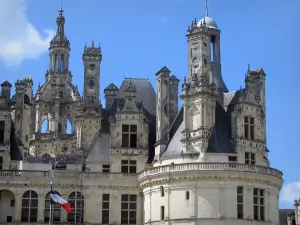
<box><xmin>253</xmin><ymin>188</ymin><xmax>265</xmax><ymax>221</ymax></box>
<box><xmin>121</xmin><ymin>124</ymin><xmax>137</xmax><ymax>148</ymax></box>
<box><xmin>21</xmin><ymin>190</ymin><xmax>39</xmax><ymax>222</ymax></box>
<box><xmin>237</xmin><ymin>186</ymin><xmax>244</xmax><ymax>219</ymax></box>
<box><xmin>102</xmin><ymin>194</ymin><xmax>110</xmax><ymax>224</ymax></box>
<box><xmin>244</xmin><ymin>116</ymin><xmax>255</xmax><ymax>140</ymax></box>
<box><xmin>245</xmin><ymin>152</ymin><xmax>256</xmax><ymax>165</ymax></box>
<box><xmin>121</xmin><ymin>194</ymin><xmax>137</xmax><ymax>225</ymax></box>
<box><xmin>121</xmin><ymin>160</ymin><xmax>137</xmax><ymax>174</ymax></box>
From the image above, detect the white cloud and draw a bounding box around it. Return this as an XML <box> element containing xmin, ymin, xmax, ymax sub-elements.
<box><xmin>280</xmin><ymin>182</ymin><xmax>300</xmax><ymax>205</ymax></box>
<box><xmin>0</xmin><ymin>0</ymin><xmax>55</xmax><ymax>66</ymax></box>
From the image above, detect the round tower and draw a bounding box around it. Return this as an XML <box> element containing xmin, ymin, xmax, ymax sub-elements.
<box><xmin>139</xmin><ymin>2</ymin><xmax>283</xmax><ymax>224</ymax></box>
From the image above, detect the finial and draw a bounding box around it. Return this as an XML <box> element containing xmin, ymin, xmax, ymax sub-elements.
<box><xmin>184</xmin><ymin>76</ymin><xmax>186</xmax><ymax>84</ymax></box>
<box><xmin>91</xmin><ymin>40</ymin><xmax>94</xmax><ymax>48</ymax></box>
<box><xmin>58</xmin><ymin>7</ymin><xmax>64</xmax><ymax>16</ymax></box>
<box><xmin>84</xmin><ymin>42</ymin><xmax>87</xmax><ymax>50</ymax></box>
<box><xmin>98</xmin><ymin>42</ymin><xmax>101</xmax><ymax>48</ymax></box>
<box><xmin>248</xmin><ymin>64</ymin><xmax>251</xmax><ymax>71</ymax></box>
<box><xmin>205</xmin><ymin>0</ymin><xmax>209</xmax><ymax>17</ymax></box>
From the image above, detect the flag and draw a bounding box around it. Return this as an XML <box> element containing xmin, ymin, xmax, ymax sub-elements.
<box><xmin>50</xmin><ymin>182</ymin><xmax>72</xmax><ymax>213</ymax></box>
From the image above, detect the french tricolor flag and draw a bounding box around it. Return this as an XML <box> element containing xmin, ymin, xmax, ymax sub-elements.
<box><xmin>50</xmin><ymin>183</ymin><xmax>72</xmax><ymax>213</ymax></box>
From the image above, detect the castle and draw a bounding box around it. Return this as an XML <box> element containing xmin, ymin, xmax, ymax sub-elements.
<box><xmin>0</xmin><ymin>6</ymin><xmax>284</xmax><ymax>225</ymax></box>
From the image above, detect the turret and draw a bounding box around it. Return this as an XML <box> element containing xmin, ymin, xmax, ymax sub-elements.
<box><xmin>1</xmin><ymin>81</ymin><xmax>12</xmax><ymax>106</ymax></box>
<box><xmin>82</xmin><ymin>41</ymin><xmax>102</xmax><ymax>112</ymax></box>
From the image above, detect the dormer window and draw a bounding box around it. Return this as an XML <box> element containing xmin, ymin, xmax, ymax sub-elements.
<box><xmin>122</xmin><ymin>125</ymin><xmax>137</xmax><ymax>148</ymax></box>
<box><xmin>244</xmin><ymin>116</ymin><xmax>255</xmax><ymax>140</ymax></box>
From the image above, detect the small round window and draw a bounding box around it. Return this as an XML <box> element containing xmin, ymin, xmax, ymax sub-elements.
<box><xmin>88</xmin><ymin>80</ymin><xmax>95</xmax><ymax>89</ymax></box>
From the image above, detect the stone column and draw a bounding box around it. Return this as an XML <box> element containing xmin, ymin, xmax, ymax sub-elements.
<box><xmin>164</xmin><ymin>188</ymin><xmax>170</xmax><ymax>219</ymax></box>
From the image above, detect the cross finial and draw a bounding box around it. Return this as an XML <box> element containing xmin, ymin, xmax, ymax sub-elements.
<box><xmin>58</xmin><ymin>7</ymin><xmax>64</xmax><ymax>15</ymax></box>
<box><xmin>205</xmin><ymin>0</ymin><xmax>209</xmax><ymax>16</ymax></box>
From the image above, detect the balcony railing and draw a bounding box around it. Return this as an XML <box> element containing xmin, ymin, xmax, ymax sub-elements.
<box><xmin>138</xmin><ymin>163</ymin><xmax>283</xmax><ymax>180</ymax></box>
<box><xmin>0</xmin><ymin>170</ymin><xmax>138</xmax><ymax>180</ymax></box>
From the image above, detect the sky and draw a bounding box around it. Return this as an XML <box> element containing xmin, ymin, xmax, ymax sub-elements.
<box><xmin>0</xmin><ymin>0</ymin><xmax>299</xmax><ymax>209</ymax></box>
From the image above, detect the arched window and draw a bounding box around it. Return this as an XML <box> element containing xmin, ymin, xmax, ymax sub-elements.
<box><xmin>67</xmin><ymin>192</ymin><xmax>84</xmax><ymax>223</ymax></box>
<box><xmin>54</xmin><ymin>54</ymin><xmax>58</xmax><ymax>72</ymax></box>
<box><xmin>21</xmin><ymin>190</ymin><xmax>38</xmax><ymax>222</ymax></box>
<box><xmin>60</xmin><ymin>54</ymin><xmax>65</xmax><ymax>73</ymax></box>
<box><xmin>88</xmin><ymin>80</ymin><xmax>95</xmax><ymax>89</ymax></box>
<box><xmin>44</xmin><ymin>191</ymin><xmax>61</xmax><ymax>222</ymax></box>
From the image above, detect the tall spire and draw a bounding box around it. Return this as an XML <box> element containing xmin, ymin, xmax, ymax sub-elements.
<box><xmin>205</xmin><ymin>0</ymin><xmax>209</xmax><ymax>16</ymax></box>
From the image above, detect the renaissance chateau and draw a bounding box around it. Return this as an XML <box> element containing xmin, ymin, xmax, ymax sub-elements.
<box><xmin>0</xmin><ymin>5</ymin><xmax>285</xmax><ymax>225</ymax></box>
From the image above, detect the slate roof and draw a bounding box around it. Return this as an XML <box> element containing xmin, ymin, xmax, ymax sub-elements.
<box><xmin>117</xmin><ymin>78</ymin><xmax>156</xmax><ymax>115</ymax></box>
<box><xmin>162</xmin><ymin>100</ymin><xmax>235</xmax><ymax>158</ymax></box>
<box><xmin>87</xmin><ymin>78</ymin><xmax>157</xmax><ymax>163</ymax></box>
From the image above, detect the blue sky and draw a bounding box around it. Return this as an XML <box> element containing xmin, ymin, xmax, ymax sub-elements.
<box><xmin>0</xmin><ymin>0</ymin><xmax>299</xmax><ymax>208</ymax></box>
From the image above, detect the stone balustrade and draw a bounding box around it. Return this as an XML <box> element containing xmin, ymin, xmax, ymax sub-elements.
<box><xmin>138</xmin><ymin>163</ymin><xmax>283</xmax><ymax>180</ymax></box>
<box><xmin>0</xmin><ymin>170</ymin><xmax>138</xmax><ymax>180</ymax></box>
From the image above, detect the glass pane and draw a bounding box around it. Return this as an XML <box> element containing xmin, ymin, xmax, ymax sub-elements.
<box><xmin>130</xmin><ymin>195</ymin><xmax>137</xmax><ymax>201</ymax></box>
<box><xmin>121</xmin><ymin>203</ymin><xmax>128</xmax><ymax>210</ymax></box>
<box><xmin>22</xmin><ymin>199</ymin><xmax>29</xmax><ymax>207</ymax></box>
<box><xmin>121</xmin><ymin>210</ymin><xmax>128</xmax><ymax>219</ymax></box>
<box><xmin>122</xmin><ymin>125</ymin><xmax>129</xmax><ymax>132</ymax></box>
<box><xmin>122</xmin><ymin>134</ymin><xmax>129</xmax><ymax>147</ymax></box>
<box><xmin>129</xmin><ymin>165</ymin><xmax>136</xmax><ymax>173</ymax></box>
<box><xmin>23</xmin><ymin>191</ymin><xmax>31</xmax><ymax>198</ymax></box>
<box><xmin>130</xmin><ymin>203</ymin><xmax>136</xmax><ymax>209</ymax></box>
<box><xmin>130</xmin><ymin>134</ymin><xmax>137</xmax><ymax>148</ymax></box>
<box><xmin>130</xmin><ymin>125</ymin><xmax>137</xmax><ymax>132</ymax></box>
<box><xmin>130</xmin><ymin>160</ymin><xmax>136</xmax><ymax>165</ymax></box>
<box><xmin>253</xmin><ymin>189</ymin><xmax>258</xmax><ymax>196</ymax></box>
<box><xmin>129</xmin><ymin>218</ymin><xmax>136</xmax><ymax>224</ymax></box>
<box><xmin>30</xmin><ymin>199</ymin><xmax>38</xmax><ymax>207</ymax></box>
<box><xmin>103</xmin><ymin>194</ymin><xmax>110</xmax><ymax>201</ymax></box>
<box><xmin>121</xmin><ymin>166</ymin><xmax>128</xmax><ymax>173</ymax></box>
<box><xmin>121</xmin><ymin>195</ymin><xmax>128</xmax><ymax>201</ymax></box>
<box><xmin>102</xmin><ymin>202</ymin><xmax>109</xmax><ymax>209</ymax></box>
<box><xmin>237</xmin><ymin>195</ymin><xmax>243</xmax><ymax>203</ymax></box>
<box><xmin>129</xmin><ymin>210</ymin><xmax>136</xmax><ymax>219</ymax></box>
<box><xmin>30</xmin><ymin>191</ymin><xmax>38</xmax><ymax>198</ymax></box>
<box><xmin>21</xmin><ymin>209</ymin><xmax>29</xmax><ymax>222</ymax></box>
<box><xmin>260</xmin><ymin>197</ymin><xmax>264</xmax><ymax>205</ymax></box>
<box><xmin>253</xmin><ymin>197</ymin><xmax>258</xmax><ymax>204</ymax></box>
<box><xmin>30</xmin><ymin>208</ymin><xmax>38</xmax><ymax>222</ymax></box>
<box><xmin>260</xmin><ymin>189</ymin><xmax>264</xmax><ymax>197</ymax></box>
<box><xmin>237</xmin><ymin>187</ymin><xmax>243</xmax><ymax>194</ymax></box>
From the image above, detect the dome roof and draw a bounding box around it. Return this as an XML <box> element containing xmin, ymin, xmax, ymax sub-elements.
<box><xmin>197</xmin><ymin>16</ymin><xmax>218</xmax><ymax>29</ymax></box>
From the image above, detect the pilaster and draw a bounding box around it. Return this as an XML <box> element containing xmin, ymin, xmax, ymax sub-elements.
<box><xmin>190</xmin><ymin>188</ymin><xmax>196</xmax><ymax>218</ymax></box>
<box><xmin>245</xmin><ymin>187</ymin><xmax>253</xmax><ymax>220</ymax></box>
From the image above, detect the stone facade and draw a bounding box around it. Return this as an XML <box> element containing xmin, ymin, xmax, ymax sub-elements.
<box><xmin>0</xmin><ymin>7</ymin><xmax>283</xmax><ymax>225</ymax></box>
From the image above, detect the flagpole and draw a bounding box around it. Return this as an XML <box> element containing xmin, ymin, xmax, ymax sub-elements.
<box><xmin>49</xmin><ymin>180</ymin><xmax>53</xmax><ymax>225</ymax></box>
